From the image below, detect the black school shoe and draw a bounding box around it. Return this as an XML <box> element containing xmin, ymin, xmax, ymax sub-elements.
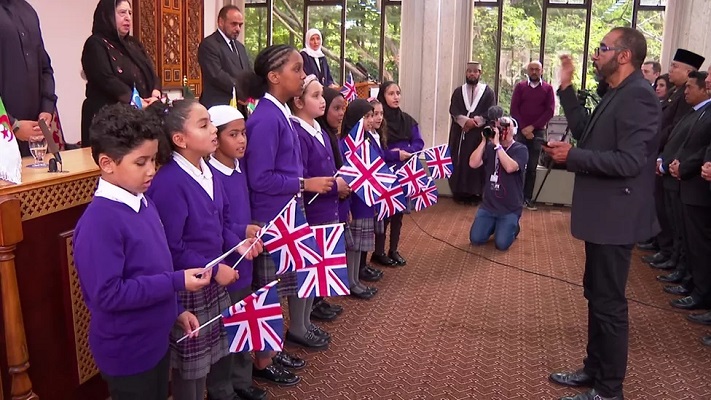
<box><xmin>252</xmin><ymin>364</ymin><xmax>300</xmax><ymax>386</ymax></box>
<box><xmin>388</xmin><ymin>251</ymin><xmax>406</xmax><ymax>266</ymax></box>
<box><xmin>371</xmin><ymin>252</ymin><xmax>397</xmax><ymax>266</ymax></box>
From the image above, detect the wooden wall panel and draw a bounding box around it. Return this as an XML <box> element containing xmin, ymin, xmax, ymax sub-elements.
<box><xmin>135</xmin><ymin>0</ymin><xmax>203</xmax><ymax>91</ymax></box>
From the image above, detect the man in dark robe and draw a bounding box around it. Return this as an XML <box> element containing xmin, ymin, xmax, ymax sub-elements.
<box><xmin>448</xmin><ymin>61</ymin><xmax>496</xmax><ymax>204</ymax></box>
<box><xmin>0</xmin><ymin>0</ymin><xmax>56</xmax><ymax>157</ymax></box>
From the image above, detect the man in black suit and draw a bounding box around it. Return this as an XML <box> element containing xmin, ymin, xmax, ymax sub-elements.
<box><xmin>198</xmin><ymin>5</ymin><xmax>251</xmax><ymax>111</ymax></box>
<box><xmin>543</xmin><ymin>27</ymin><xmax>661</xmax><ymax>400</ymax></box>
<box><xmin>666</xmin><ymin>71</ymin><xmax>711</xmax><ymax>313</ymax></box>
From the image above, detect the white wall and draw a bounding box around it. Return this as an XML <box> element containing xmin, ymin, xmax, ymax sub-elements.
<box><xmin>31</xmin><ymin>0</ymin><xmax>96</xmax><ymax>144</ymax></box>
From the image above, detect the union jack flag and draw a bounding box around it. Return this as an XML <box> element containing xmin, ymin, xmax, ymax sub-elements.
<box><xmin>340</xmin><ymin>72</ymin><xmax>357</xmax><ymax>102</ymax></box>
<box><xmin>297</xmin><ymin>224</ymin><xmax>350</xmax><ymax>298</ymax></box>
<box><xmin>374</xmin><ymin>180</ymin><xmax>407</xmax><ymax>220</ymax></box>
<box><xmin>423</xmin><ymin>144</ymin><xmax>453</xmax><ymax>179</ymax></box>
<box><xmin>396</xmin><ymin>157</ymin><xmax>428</xmax><ymax>197</ymax></box>
<box><xmin>258</xmin><ymin>198</ymin><xmax>322</xmax><ymax>274</ymax></box>
<box><xmin>339</xmin><ymin>141</ymin><xmax>397</xmax><ymax>206</ymax></box>
<box><xmin>222</xmin><ymin>280</ymin><xmax>284</xmax><ymax>352</ymax></box>
<box><xmin>343</xmin><ymin>119</ymin><xmax>366</xmax><ymax>155</ymax></box>
<box><xmin>411</xmin><ymin>177</ymin><xmax>438</xmax><ymax>212</ymax></box>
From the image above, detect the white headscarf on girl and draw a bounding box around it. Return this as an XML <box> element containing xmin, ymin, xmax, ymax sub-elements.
<box><xmin>302</xmin><ymin>28</ymin><xmax>325</xmax><ymax>58</ymax></box>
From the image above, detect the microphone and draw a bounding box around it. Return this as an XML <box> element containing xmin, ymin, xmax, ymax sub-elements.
<box><xmin>39</xmin><ymin>119</ymin><xmax>62</xmax><ymax>167</ymax></box>
<box><xmin>355</xmin><ymin>62</ymin><xmax>372</xmax><ymax>80</ymax></box>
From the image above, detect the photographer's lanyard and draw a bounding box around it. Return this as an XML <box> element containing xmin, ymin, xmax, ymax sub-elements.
<box><xmin>491</xmin><ymin>143</ymin><xmax>512</xmax><ymax>192</ymax></box>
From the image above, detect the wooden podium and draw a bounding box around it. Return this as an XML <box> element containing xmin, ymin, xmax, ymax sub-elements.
<box><xmin>0</xmin><ymin>149</ymin><xmax>107</xmax><ymax>400</ymax></box>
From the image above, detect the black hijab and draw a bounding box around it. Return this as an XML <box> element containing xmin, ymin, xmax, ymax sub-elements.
<box><xmin>317</xmin><ymin>87</ymin><xmax>345</xmax><ymax>168</ymax></box>
<box><xmin>377</xmin><ymin>81</ymin><xmax>417</xmax><ymax>143</ymax></box>
<box><xmin>92</xmin><ymin>0</ymin><xmax>156</xmax><ymax>93</ymax></box>
<box><xmin>341</xmin><ymin>99</ymin><xmax>373</xmax><ymax>138</ymax></box>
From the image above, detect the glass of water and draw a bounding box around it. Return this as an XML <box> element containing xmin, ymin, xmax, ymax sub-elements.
<box><xmin>27</xmin><ymin>137</ymin><xmax>48</xmax><ymax>168</ymax></box>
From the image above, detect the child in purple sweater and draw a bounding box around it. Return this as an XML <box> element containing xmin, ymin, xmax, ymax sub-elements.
<box><xmin>73</xmin><ymin>104</ymin><xmax>210</xmax><ymax>400</ymax></box>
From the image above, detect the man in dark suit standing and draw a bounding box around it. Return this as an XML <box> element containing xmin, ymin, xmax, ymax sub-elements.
<box><xmin>543</xmin><ymin>27</ymin><xmax>661</xmax><ymax>400</ymax></box>
<box><xmin>666</xmin><ymin>71</ymin><xmax>711</xmax><ymax>313</ymax></box>
<box><xmin>198</xmin><ymin>5</ymin><xmax>251</xmax><ymax>111</ymax></box>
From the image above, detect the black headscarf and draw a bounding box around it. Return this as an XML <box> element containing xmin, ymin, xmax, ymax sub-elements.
<box><xmin>317</xmin><ymin>87</ymin><xmax>345</xmax><ymax>168</ymax></box>
<box><xmin>377</xmin><ymin>81</ymin><xmax>417</xmax><ymax>144</ymax></box>
<box><xmin>341</xmin><ymin>99</ymin><xmax>373</xmax><ymax>138</ymax></box>
<box><xmin>91</xmin><ymin>0</ymin><xmax>156</xmax><ymax>93</ymax></box>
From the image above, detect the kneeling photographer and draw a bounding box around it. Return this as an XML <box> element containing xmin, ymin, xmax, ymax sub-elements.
<box><xmin>468</xmin><ymin>112</ymin><xmax>529</xmax><ymax>250</ymax></box>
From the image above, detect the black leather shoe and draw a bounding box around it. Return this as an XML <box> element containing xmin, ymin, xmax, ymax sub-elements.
<box><xmin>549</xmin><ymin>369</ymin><xmax>593</xmax><ymax>388</ymax></box>
<box><xmin>310</xmin><ymin>305</ymin><xmax>338</xmax><ymax>322</ymax></box>
<box><xmin>664</xmin><ymin>284</ymin><xmax>691</xmax><ymax>296</ymax></box>
<box><xmin>272</xmin><ymin>351</ymin><xmax>306</xmax><ymax>370</ymax></box>
<box><xmin>636</xmin><ymin>242</ymin><xmax>658</xmax><ymax>251</ymax></box>
<box><xmin>234</xmin><ymin>386</ymin><xmax>267</xmax><ymax>400</ymax></box>
<box><xmin>252</xmin><ymin>364</ymin><xmax>300</xmax><ymax>386</ymax></box>
<box><xmin>670</xmin><ymin>296</ymin><xmax>706</xmax><ymax>310</ymax></box>
<box><xmin>317</xmin><ymin>299</ymin><xmax>343</xmax><ymax>315</ymax></box>
<box><xmin>308</xmin><ymin>324</ymin><xmax>331</xmax><ymax>342</ymax></box>
<box><xmin>388</xmin><ymin>251</ymin><xmax>406</xmax><ymax>266</ymax></box>
<box><xmin>365</xmin><ymin>265</ymin><xmax>383</xmax><ymax>276</ymax></box>
<box><xmin>657</xmin><ymin>270</ymin><xmax>683</xmax><ymax>283</ymax></box>
<box><xmin>702</xmin><ymin>335</ymin><xmax>711</xmax><ymax>346</ymax></box>
<box><xmin>286</xmin><ymin>330</ymin><xmax>329</xmax><ymax>349</ymax></box>
<box><xmin>559</xmin><ymin>389</ymin><xmax>620</xmax><ymax>400</ymax></box>
<box><xmin>650</xmin><ymin>259</ymin><xmax>676</xmax><ymax>270</ymax></box>
<box><xmin>350</xmin><ymin>289</ymin><xmax>376</xmax><ymax>300</ymax></box>
<box><xmin>687</xmin><ymin>311</ymin><xmax>711</xmax><ymax>325</ymax></box>
<box><xmin>360</xmin><ymin>267</ymin><xmax>382</xmax><ymax>282</ymax></box>
<box><xmin>642</xmin><ymin>252</ymin><xmax>667</xmax><ymax>264</ymax></box>
<box><xmin>371</xmin><ymin>253</ymin><xmax>396</xmax><ymax>266</ymax></box>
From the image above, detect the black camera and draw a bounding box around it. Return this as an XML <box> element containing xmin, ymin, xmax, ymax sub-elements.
<box><xmin>482</xmin><ymin>118</ymin><xmax>510</xmax><ymax>139</ymax></box>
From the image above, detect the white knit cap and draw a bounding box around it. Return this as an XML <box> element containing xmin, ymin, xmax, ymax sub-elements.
<box><xmin>208</xmin><ymin>105</ymin><xmax>244</xmax><ymax>127</ymax></box>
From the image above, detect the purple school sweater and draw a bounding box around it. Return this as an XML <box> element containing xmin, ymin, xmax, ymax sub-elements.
<box><xmin>209</xmin><ymin>160</ymin><xmax>253</xmax><ymax>291</ymax></box>
<box><xmin>73</xmin><ymin>197</ymin><xmax>185</xmax><ymax>376</ymax></box>
<box><xmin>244</xmin><ymin>99</ymin><xmax>303</xmax><ymax>223</ymax></box>
<box><xmin>294</xmin><ymin>121</ymin><xmax>340</xmax><ymax>224</ymax></box>
<box><xmin>385</xmin><ymin>125</ymin><xmax>425</xmax><ymax>170</ymax></box>
<box><xmin>146</xmin><ymin>160</ymin><xmax>242</xmax><ymax>272</ymax></box>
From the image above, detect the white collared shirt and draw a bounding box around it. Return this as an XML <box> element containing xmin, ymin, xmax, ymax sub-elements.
<box><xmin>217</xmin><ymin>29</ymin><xmax>233</xmax><ymax>49</ymax></box>
<box><xmin>173</xmin><ymin>151</ymin><xmax>214</xmax><ymax>199</ymax></box>
<box><xmin>693</xmin><ymin>98</ymin><xmax>711</xmax><ymax>111</ymax></box>
<box><xmin>369</xmin><ymin>131</ymin><xmax>382</xmax><ymax>149</ymax></box>
<box><xmin>263</xmin><ymin>93</ymin><xmax>294</xmax><ymax>130</ymax></box>
<box><xmin>94</xmin><ymin>178</ymin><xmax>147</xmax><ymax>213</ymax></box>
<box><xmin>528</xmin><ymin>79</ymin><xmax>542</xmax><ymax>88</ymax></box>
<box><xmin>208</xmin><ymin>155</ymin><xmax>242</xmax><ymax>176</ymax></box>
<box><xmin>292</xmin><ymin>116</ymin><xmax>325</xmax><ymax>147</ymax></box>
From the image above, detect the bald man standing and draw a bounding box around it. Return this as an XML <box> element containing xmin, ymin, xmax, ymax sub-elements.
<box><xmin>510</xmin><ymin>61</ymin><xmax>556</xmax><ymax>210</ymax></box>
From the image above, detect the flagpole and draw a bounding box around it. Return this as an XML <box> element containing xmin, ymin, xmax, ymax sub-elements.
<box><xmin>306</xmin><ymin>172</ymin><xmax>340</xmax><ymax>205</ymax></box>
<box><xmin>231</xmin><ymin>195</ymin><xmax>297</xmax><ymax>270</ymax></box>
<box><xmin>176</xmin><ymin>314</ymin><xmax>224</xmax><ymax>343</ymax></box>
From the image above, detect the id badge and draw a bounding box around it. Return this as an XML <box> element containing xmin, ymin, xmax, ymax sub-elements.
<box><xmin>490</xmin><ymin>174</ymin><xmax>498</xmax><ymax>183</ymax></box>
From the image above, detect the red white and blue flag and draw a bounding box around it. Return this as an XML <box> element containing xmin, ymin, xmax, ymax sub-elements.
<box><xmin>343</xmin><ymin>119</ymin><xmax>366</xmax><ymax>155</ymax></box>
<box><xmin>222</xmin><ymin>280</ymin><xmax>283</xmax><ymax>352</ymax></box>
<box><xmin>396</xmin><ymin>157</ymin><xmax>428</xmax><ymax>197</ymax></box>
<box><xmin>258</xmin><ymin>198</ymin><xmax>322</xmax><ymax>274</ymax></box>
<box><xmin>374</xmin><ymin>180</ymin><xmax>407</xmax><ymax>221</ymax></box>
<box><xmin>339</xmin><ymin>141</ymin><xmax>397</xmax><ymax>206</ymax></box>
<box><xmin>297</xmin><ymin>223</ymin><xmax>350</xmax><ymax>298</ymax></box>
<box><xmin>423</xmin><ymin>144</ymin><xmax>453</xmax><ymax>179</ymax></box>
<box><xmin>340</xmin><ymin>72</ymin><xmax>357</xmax><ymax>102</ymax></box>
<box><xmin>411</xmin><ymin>177</ymin><xmax>438</xmax><ymax>212</ymax></box>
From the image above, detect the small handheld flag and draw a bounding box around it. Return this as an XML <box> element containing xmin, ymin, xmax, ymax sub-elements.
<box><xmin>130</xmin><ymin>86</ymin><xmax>142</xmax><ymax>109</ymax></box>
<box><xmin>297</xmin><ymin>224</ymin><xmax>350</xmax><ymax>298</ymax></box>
<box><xmin>340</xmin><ymin>72</ymin><xmax>357</xmax><ymax>102</ymax></box>
<box><xmin>0</xmin><ymin>97</ymin><xmax>22</xmax><ymax>184</ymax></box>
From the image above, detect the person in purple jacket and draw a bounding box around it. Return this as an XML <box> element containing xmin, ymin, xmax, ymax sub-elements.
<box><xmin>73</xmin><ymin>104</ymin><xmax>210</xmax><ymax>400</ymax></box>
<box><xmin>206</xmin><ymin>105</ymin><xmax>268</xmax><ymax>400</ymax></box>
<box><xmin>290</xmin><ymin>74</ymin><xmax>351</xmax><ymax>341</ymax></box>
<box><xmin>236</xmin><ymin>44</ymin><xmax>335</xmax><ymax>378</ymax></box>
<box><xmin>371</xmin><ymin>81</ymin><xmax>425</xmax><ymax>268</ymax></box>
<box><xmin>145</xmin><ymin>99</ymin><xmax>261</xmax><ymax>400</ymax></box>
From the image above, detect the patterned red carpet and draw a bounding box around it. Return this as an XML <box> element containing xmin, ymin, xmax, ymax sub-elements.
<box><xmin>264</xmin><ymin>198</ymin><xmax>711</xmax><ymax>400</ymax></box>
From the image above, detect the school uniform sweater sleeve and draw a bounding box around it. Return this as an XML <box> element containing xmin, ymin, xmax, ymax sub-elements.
<box><xmin>246</xmin><ymin>116</ymin><xmax>301</xmax><ymax>196</ymax></box>
<box><xmin>220</xmin><ymin>183</ymin><xmax>244</xmax><ymax>252</ymax></box>
<box><xmin>399</xmin><ymin>125</ymin><xmax>425</xmax><ymax>153</ymax></box>
<box><xmin>73</xmin><ymin>211</ymin><xmax>186</xmax><ymax>312</ymax></box>
<box><xmin>298</xmin><ymin>132</ymin><xmax>338</xmax><ymax>198</ymax></box>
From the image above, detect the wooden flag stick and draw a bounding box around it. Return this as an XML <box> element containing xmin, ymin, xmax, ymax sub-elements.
<box><xmin>307</xmin><ymin>172</ymin><xmax>340</xmax><ymax>205</ymax></box>
<box><xmin>176</xmin><ymin>314</ymin><xmax>223</xmax><ymax>343</ymax></box>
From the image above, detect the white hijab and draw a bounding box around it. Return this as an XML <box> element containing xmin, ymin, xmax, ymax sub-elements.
<box><xmin>302</xmin><ymin>28</ymin><xmax>325</xmax><ymax>58</ymax></box>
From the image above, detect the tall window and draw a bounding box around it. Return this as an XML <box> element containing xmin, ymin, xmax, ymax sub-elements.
<box><xmin>243</xmin><ymin>0</ymin><xmax>402</xmax><ymax>85</ymax></box>
<box><xmin>471</xmin><ymin>0</ymin><xmax>666</xmax><ymax>113</ymax></box>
